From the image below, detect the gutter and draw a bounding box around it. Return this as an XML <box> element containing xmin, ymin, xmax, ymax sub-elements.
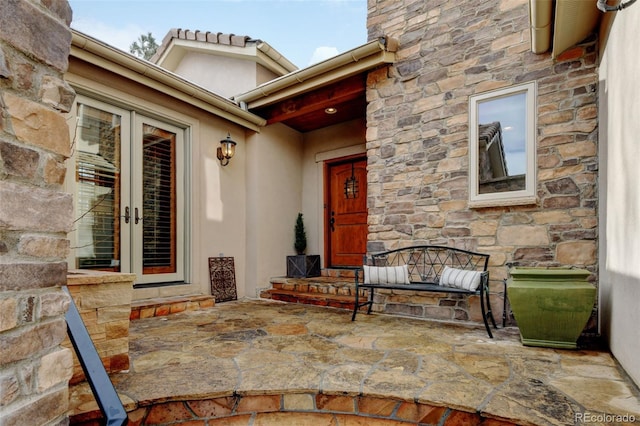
<box><xmin>70</xmin><ymin>30</ymin><xmax>266</xmax><ymax>131</ymax></box>
<box><xmin>235</xmin><ymin>37</ymin><xmax>397</xmax><ymax>108</ymax></box>
<box><xmin>255</xmin><ymin>40</ymin><xmax>298</xmax><ymax>74</ymax></box>
<box><xmin>530</xmin><ymin>0</ymin><xmax>602</xmax><ymax>58</ymax></box>
<box><xmin>529</xmin><ymin>0</ymin><xmax>553</xmax><ymax>54</ymax></box>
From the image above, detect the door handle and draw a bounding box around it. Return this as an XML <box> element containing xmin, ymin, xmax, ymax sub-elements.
<box><xmin>135</xmin><ymin>207</ymin><xmax>141</xmax><ymax>224</ymax></box>
<box><xmin>330</xmin><ymin>211</ymin><xmax>335</xmax><ymax>232</ymax></box>
<box><xmin>124</xmin><ymin>206</ymin><xmax>130</xmax><ymax>224</ymax></box>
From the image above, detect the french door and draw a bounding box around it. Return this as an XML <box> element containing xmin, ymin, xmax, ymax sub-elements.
<box><xmin>73</xmin><ymin>98</ymin><xmax>186</xmax><ymax>285</ymax></box>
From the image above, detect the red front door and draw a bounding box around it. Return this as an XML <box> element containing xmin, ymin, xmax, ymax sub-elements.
<box><xmin>327</xmin><ymin>158</ymin><xmax>368</xmax><ymax>267</ymax></box>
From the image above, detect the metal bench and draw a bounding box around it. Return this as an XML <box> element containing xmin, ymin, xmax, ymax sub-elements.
<box><xmin>351</xmin><ymin>245</ymin><xmax>498</xmax><ymax>338</ymax></box>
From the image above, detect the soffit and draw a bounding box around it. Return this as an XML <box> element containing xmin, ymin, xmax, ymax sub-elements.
<box><xmin>237</xmin><ymin>37</ymin><xmax>396</xmax><ymax>133</ymax></box>
<box><xmin>251</xmin><ymin>74</ymin><xmax>367</xmax><ymax>133</ymax></box>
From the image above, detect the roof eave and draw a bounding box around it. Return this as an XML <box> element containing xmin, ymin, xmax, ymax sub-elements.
<box><xmin>256</xmin><ymin>41</ymin><xmax>298</xmax><ymax>74</ymax></box>
<box><xmin>69</xmin><ymin>29</ymin><xmax>266</xmax><ymax>131</ymax></box>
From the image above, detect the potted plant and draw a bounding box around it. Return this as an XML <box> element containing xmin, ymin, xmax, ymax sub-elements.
<box><xmin>294</xmin><ymin>212</ymin><xmax>307</xmax><ymax>255</ymax></box>
<box><xmin>286</xmin><ymin>213</ymin><xmax>320</xmax><ymax>278</ymax></box>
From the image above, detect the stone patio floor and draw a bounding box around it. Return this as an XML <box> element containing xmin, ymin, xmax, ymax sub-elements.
<box><xmin>70</xmin><ymin>299</ymin><xmax>640</xmax><ymax>425</ymax></box>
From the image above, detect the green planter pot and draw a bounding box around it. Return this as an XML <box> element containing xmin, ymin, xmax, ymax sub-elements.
<box><xmin>507</xmin><ymin>267</ymin><xmax>595</xmax><ymax>349</ymax></box>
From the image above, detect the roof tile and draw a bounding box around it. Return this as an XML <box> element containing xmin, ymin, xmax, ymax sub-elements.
<box><xmin>218</xmin><ymin>33</ymin><xmax>231</xmax><ymax>45</ymax></box>
<box><xmin>196</xmin><ymin>31</ymin><xmax>207</xmax><ymax>42</ymax></box>
<box><xmin>231</xmin><ymin>35</ymin><xmax>249</xmax><ymax>47</ymax></box>
<box><xmin>151</xmin><ymin>28</ymin><xmax>257</xmax><ymax>64</ymax></box>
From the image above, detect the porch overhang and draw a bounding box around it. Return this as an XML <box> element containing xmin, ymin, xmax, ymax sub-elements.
<box><xmin>236</xmin><ymin>37</ymin><xmax>396</xmax><ymax>109</ymax></box>
<box><xmin>234</xmin><ymin>37</ymin><xmax>397</xmax><ymax>132</ymax></box>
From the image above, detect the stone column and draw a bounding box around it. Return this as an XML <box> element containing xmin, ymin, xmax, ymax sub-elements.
<box><xmin>0</xmin><ymin>1</ymin><xmax>76</xmax><ymax>425</ymax></box>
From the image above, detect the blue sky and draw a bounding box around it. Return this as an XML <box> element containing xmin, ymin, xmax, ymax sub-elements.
<box><xmin>479</xmin><ymin>93</ymin><xmax>527</xmax><ymax>175</ymax></box>
<box><xmin>69</xmin><ymin>0</ymin><xmax>368</xmax><ymax>68</ymax></box>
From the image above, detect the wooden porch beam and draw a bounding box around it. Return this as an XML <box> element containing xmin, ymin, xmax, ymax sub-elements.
<box><xmin>254</xmin><ymin>75</ymin><xmax>365</xmax><ymax>125</ymax></box>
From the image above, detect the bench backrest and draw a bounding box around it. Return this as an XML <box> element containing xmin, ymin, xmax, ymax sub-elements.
<box><xmin>365</xmin><ymin>245</ymin><xmax>489</xmax><ymax>283</ymax></box>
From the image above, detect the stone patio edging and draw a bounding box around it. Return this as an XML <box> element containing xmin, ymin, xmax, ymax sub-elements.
<box><xmin>70</xmin><ymin>391</ymin><xmax>517</xmax><ymax>425</ymax></box>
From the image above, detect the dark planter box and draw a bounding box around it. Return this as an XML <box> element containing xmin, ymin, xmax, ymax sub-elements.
<box><xmin>286</xmin><ymin>255</ymin><xmax>321</xmax><ymax>278</ymax></box>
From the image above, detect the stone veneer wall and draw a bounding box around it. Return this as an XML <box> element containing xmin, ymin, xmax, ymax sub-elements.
<box><xmin>64</xmin><ymin>271</ymin><xmax>136</xmax><ymax>384</ymax></box>
<box><xmin>365</xmin><ymin>0</ymin><xmax>598</xmax><ymax>326</ymax></box>
<box><xmin>0</xmin><ymin>1</ymin><xmax>76</xmax><ymax>425</ymax></box>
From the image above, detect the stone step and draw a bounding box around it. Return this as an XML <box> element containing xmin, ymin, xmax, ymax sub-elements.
<box><xmin>130</xmin><ymin>295</ymin><xmax>215</xmax><ymax>320</ymax></box>
<box><xmin>270</xmin><ymin>275</ymin><xmax>361</xmax><ymax>296</ymax></box>
<box><xmin>321</xmin><ymin>268</ymin><xmax>359</xmax><ymax>279</ymax></box>
<box><xmin>261</xmin><ymin>288</ymin><xmax>358</xmax><ymax>311</ymax></box>
<box><xmin>260</xmin><ymin>272</ymin><xmax>364</xmax><ymax>311</ymax></box>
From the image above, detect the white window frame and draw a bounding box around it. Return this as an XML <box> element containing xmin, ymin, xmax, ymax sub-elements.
<box><xmin>468</xmin><ymin>81</ymin><xmax>537</xmax><ymax>208</ymax></box>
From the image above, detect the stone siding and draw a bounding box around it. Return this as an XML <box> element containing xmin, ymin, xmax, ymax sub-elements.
<box><xmin>64</xmin><ymin>271</ymin><xmax>135</xmax><ymax>384</ymax></box>
<box><xmin>0</xmin><ymin>1</ymin><xmax>75</xmax><ymax>425</ymax></box>
<box><xmin>365</xmin><ymin>0</ymin><xmax>598</xmax><ymax>326</ymax></box>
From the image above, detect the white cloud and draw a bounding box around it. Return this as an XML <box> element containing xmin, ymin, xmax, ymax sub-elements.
<box><xmin>71</xmin><ymin>17</ymin><xmax>147</xmax><ymax>54</ymax></box>
<box><xmin>308</xmin><ymin>46</ymin><xmax>340</xmax><ymax>66</ymax></box>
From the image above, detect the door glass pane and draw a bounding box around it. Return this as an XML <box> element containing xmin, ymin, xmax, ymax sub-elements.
<box><xmin>142</xmin><ymin>124</ymin><xmax>176</xmax><ymax>275</ymax></box>
<box><xmin>75</xmin><ymin>104</ymin><xmax>121</xmax><ymax>271</ymax></box>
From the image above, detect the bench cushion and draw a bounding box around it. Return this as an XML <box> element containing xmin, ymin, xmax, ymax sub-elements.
<box><xmin>364</xmin><ymin>265</ymin><xmax>410</xmax><ymax>285</ymax></box>
<box><xmin>439</xmin><ymin>266</ymin><xmax>482</xmax><ymax>291</ymax></box>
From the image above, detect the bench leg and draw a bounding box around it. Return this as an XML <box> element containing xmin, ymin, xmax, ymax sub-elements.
<box><xmin>480</xmin><ymin>285</ymin><xmax>494</xmax><ymax>339</ymax></box>
<box><xmin>485</xmin><ymin>286</ymin><xmax>498</xmax><ymax>329</ymax></box>
<box><xmin>352</xmin><ymin>287</ymin><xmax>374</xmax><ymax>321</ymax></box>
<box><xmin>351</xmin><ymin>284</ymin><xmax>360</xmax><ymax>321</ymax></box>
<box><xmin>352</xmin><ymin>271</ymin><xmax>373</xmax><ymax>321</ymax></box>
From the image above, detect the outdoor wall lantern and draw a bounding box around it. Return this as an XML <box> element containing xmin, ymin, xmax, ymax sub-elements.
<box><xmin>217</xmin><ymin>133</ymin><xmax>236</xmax><ymax>166</ymax></box>
<box><xmin>344</xmin><ymin>162</ymin><xmax>359</xmax><ymax>199</ymax></box>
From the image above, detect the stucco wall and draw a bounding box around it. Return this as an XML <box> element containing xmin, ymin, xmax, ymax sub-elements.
<box><xmin>598</xmin><ymin>6</ymin><xmax>640</xmax><ymax>387</ymax></box>
<box><xmin>243</xmin><ymin>119</ymin><xmax>366</xmax><ymax>297</ymax></box>
<box><xmin>245</xmin><ymin>124</ymin><xmax>303</xmax><ymax>297</ymax></box>
<box><xmin>65</xmin><ymin>58</ymin><xmax>248</xmax><ymax>301</ymax></box>
<box><xmin>366</xmin><ymin>0</ymin><xmax>599</xmax><ymax>325</ymax></box>
<box><xmin>174</xmin><ymin>52</ymin><xmax>258</xmax><ymax>98</ymax></box>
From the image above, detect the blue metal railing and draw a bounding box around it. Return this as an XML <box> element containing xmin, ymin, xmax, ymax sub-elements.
<box><xmin>63</xmin><ymin>285</ymin><xmax>128</xmax><ymax>426</ymax></box>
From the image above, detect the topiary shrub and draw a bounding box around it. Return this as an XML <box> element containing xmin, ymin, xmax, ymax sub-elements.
<box><xmin>294</xmin><ymin>213</ymin><xmax>307</xmax><ymax>255</ymax></box>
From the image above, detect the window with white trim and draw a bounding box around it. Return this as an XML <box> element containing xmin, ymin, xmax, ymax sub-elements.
<box><xmin>468</xmin><ymin>82</ymin><xmax>537</xmax><ymax>207</ymax></box>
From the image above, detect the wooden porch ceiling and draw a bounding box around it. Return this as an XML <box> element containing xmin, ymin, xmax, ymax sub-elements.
<box><xmin>249</xmin><ymin>74</ymin><xmax>367</xmax><ymax>133</ymax></box>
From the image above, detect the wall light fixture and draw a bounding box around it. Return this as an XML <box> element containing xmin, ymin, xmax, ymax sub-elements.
<box><xmin>217</xmin><ymin>133</ymin><xmax>236</xmax><ymax>166</ymax></box>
